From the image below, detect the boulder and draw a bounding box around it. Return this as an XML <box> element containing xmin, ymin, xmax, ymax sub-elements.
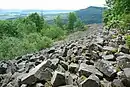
<box><xmin>21</xmin><ymin>60</ymin><xmax>52</xmax><ymax>85</ymax></box>
<box><xmin>102</xmin><ymin>54</ymin><xmax>115</xmax><ymax>61</ymax></box>
<box><xmin>95</xmin><ymin>60</ymin><xmax>116</xmax><ymax>78</ymax></box>
<box><xmin>111</xmin><ymin>79</ymin><xmax>125</xmax><ymax>87</ymax></box>
<box><xmin>20</xmin><ymin>84</ymin><xmax>28</xmax><ymax>87</ymax></box>
<box><xmin>79</xmin><ymin>74</ymin><xmax>100</xmax><ymax>87</ymax></box>
<box><xmin>116</xmin><ymin>55</ymin><xmax>130</xmax><ymax>69</ymax></box>
<box><xmin>69</xmin><ymin>63</ymin><xmax>79</xmax><ymax>74</ymax></box>
<box><xmin>60</xmin><ymin>61</ymin><xmax>68</xmax><ymax>71</ymax></box>
<box><xmin>78</xmin><ymin>63</ymin><xmax>103</xmax><ymax>79</ymax></box>
<box><xmin>118</xmin><ymin>45</ymin><xmax>130</xmax><ymax>54</ymax></box>
<box><xmin>51</xmin><ymin>71</ymin><xmax>66</xmax><ymax>87</ymax></box>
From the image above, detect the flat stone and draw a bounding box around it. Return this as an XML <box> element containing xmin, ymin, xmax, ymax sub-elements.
<box><xmin>102</xmin><ymin>54</ymin><xmax>114</xmax><ymax>60</ymax></box>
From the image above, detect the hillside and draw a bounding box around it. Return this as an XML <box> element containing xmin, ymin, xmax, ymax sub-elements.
<box><xmin>75</xmin><ymin>6</ymin><xmax>105</xmax><ymax>24</ymax></box>
<box><xmin>0</xmin><ymin>24</ymin><xmax>130</xmax><ymax>87</ymax></box>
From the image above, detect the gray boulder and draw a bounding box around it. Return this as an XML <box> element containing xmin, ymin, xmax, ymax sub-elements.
<box><xmin>51</xmin><ymin>71</ymin><xmax>66</xmax><ymax>87</ymax></box>
<box><xmin>79</xmin><ymin>74</ymin><xmax>100</xmax><ymax>87</ymax></box>
<box><xmin>78</xmin><ymin>63</ymin><xmax>103</xmax><ymax>78</ymax></box>
<box><xmin>95</xmin><ymin>60</ymin><xmax>116</xmax><ymax>78</ymax></box>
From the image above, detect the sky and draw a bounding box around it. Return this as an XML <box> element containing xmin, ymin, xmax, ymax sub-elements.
<box><xmin>0</xmin><ymin>0</ymin><xmax>106</xmax><ymax>10</ymax></box>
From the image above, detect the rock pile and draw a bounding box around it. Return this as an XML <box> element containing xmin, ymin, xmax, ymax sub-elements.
<box><xmin>0</xmin><ymin>24</ymin><xmax>130</xmax><ymax>87</ymax></box>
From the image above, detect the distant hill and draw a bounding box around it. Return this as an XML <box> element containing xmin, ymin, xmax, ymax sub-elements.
<box><xmin>75</xmin><ymin>6</ymin><xmax>106</xmax><ymax>24</ymax></box>
<box><xmin>0</xmin><ymin>6</ymin><xmax>106</xmax><ymax>24</ymax></box>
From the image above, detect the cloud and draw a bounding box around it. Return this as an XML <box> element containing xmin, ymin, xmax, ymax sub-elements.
<box><xmin>0</xmin><ymin>0</ymin><xmax>106</xmax><ymax>10</ymax></box>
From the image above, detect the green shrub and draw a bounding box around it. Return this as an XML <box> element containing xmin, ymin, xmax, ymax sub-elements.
<box><xmin>0</xmin><ymin>33</ymin><xmax>53</xmax><ymax>60</ymax></box>
<box><xmin>126</xmin><ymin>35</ymin><xmax>130</xmax><ymax>48</ymax></box>
<box><xmin>41</xmin><ymin>26</ymin><xmax>66</xmax><ymax>40</ymax></box>
<box><xmin>23</xmin><ymin>33</ymin><xmax>53</xmax><ymax>50</ymax></box>
<box><xmin>0</xmin><ymin>37</ymin><xmax>23</xmax><ymax>60</ymax></box>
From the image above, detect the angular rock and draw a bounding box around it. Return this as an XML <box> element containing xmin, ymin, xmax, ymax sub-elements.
<box><xmin>59</xmin><ymin>85</ymin><xmax>78</xmax><ymax>87</ymax></box>
<box><xmin>69</xmin><ymin>63</ymin><xmax>79</xmax><ymax>74</ymax></box>
<box><xmin>118</xmin><ymin>45</ymin><xmax>129</xmax><ymax>54</ymax></box>
<box><xmin>50</xmin><ymin>58</ymin><xmax>59</xmax><ymax>70</ymax></box>
<box><xmin>60</xmin><ymin>61</ymin><xmax>68</xmax><ymax>71</ymax></box>
<box><xmin>32</xmin><ymin>83</ymin><xmax>44</xmax><ymax>87</ymax></box>
<box><xmin>20</xmin><ymin>84</ymin><xmax>28</xmax><ymax>87</ymax></box>
<box><xmin>116</xmin><ymin>55</ymin><xmax>130</xmax><ymax>69</ymax></box>
<box><xmin>111</xmin><ymin>79</ymin><xmax>125</xmax><ymax>87</ymax></box>
<box><xmin>123</xmin><ymin>68</ymin><xmax>130</xmax><ymax>79</ymax></box>
<box><xmin>51</xmin><ymin>71</ymin><xmax>66</xmax><ymax>87</ymax></box>
<box><xmin>21</xmin><ymin>60</ymin><xmax>52</xmax><ymax>85</ymax></box>
<box><xmin>95</xmin><ymin>60</ymin><xmax>116</xmax><ymax>78</ymax></box>
<box><xmin>102</xmin><ymin>54</ymin><xmax>115</xmax><ymax>61</ymax></box>
<box><xmin>79</xmin><ymin>74</ymin><xmax>100</xmax><ymax>87</ymax></box>
<box><xmin>103</xmin><ymin>46</ymin><xmax>117</xmax><ymax>53</ymax></box>
<box><xmin>78</xmin><ymin>63</ymin><xmax>103</xmax><ymax>78</ymax></box>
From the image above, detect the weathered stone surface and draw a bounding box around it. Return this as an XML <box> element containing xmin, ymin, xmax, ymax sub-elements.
<box><xmin>78</xmin><ymin>63</ymin><xmax>103</xmax><ymax>78</ymax></box>
<box><xmin>95</xmin><ymin>60</ymin><xmax>116</xmax><ymax>78</ymax></box>
<box><xmin>21</xmin><ymin>60</ymin><xmax>52</xmax><ymax>85</ymax></box>
<box><xmin>103</xmin><ymin>46</ymin><xmax>117</xmax><ymax>52</ymax></box>
<box><xmin>33</xmin><ymin>83</ymin><xmax>44</xmax><ymax>87</ymax></box>
<box><xmin>118</xmin><ymin>45</ymin><xmax>130</xmax><ymax>54</ymax></box>
<box><xmin>79</xmin><ymin>74</ymin><xmax>100</xmax><ymax>87</ymax></box>
<box><xmin>59</xmin><ymin>85</ymin><xmax>78</xmax><ymax>87</ymax></box>
<box><xmin>111</xmin><ymin>79</ymin><xmax>125</xmax><ymax>87</ymax></box>
<box><xmin>102</xmin><ymin>54</ymin><xmax>115</xmax><ymax>60</ymax></box>
<box><xmin>60</xmin><ymin>61</ymin><xmax>68</xmax><ymax>70</ymax></box>
<box><xmin>51</xmin><ymin>71</ymin><xmax>66</xmax><ymax>87</ymax></box>
<box><xmin>69</xmin><ymin>63</ymin><xmax>79</xmax><ymax>74</ymax></box>
<box><xmin>20</xmin><ymin>84</ymin><xmax>28</xmax><ymax>87</ymax></box>
<box><xmin>116</xmin><ymin>55</ymin><xmax>130</xmax><ymax>69</ymax></box>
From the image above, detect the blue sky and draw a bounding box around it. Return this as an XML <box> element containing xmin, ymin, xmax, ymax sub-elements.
<box><xmin>0</xmin><ymin>0</ymin><xmax>106</xmax><ymax>10</ymax></box>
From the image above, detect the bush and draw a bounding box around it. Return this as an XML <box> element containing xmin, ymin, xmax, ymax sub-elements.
<box><xmin>0</xmin><ymin>33</ymin><xmax>53</xmax><ymax>60</ymax></box>
<box><xmin>126</xmin><ymin>35</ymin><xmax>130</xmax><ymax>48</ymax></box>
<box><xmin>24</xmin><ymin>33</ymin><xmax>53</xmax><ymax>50</ymax></box>
<box><xmin>0</xmin><ymin>37</ymin><xmax>24</xmax><ymax>60</ymax></box>
<box><xmin>41</xmin><ymin>26</ymin><xmax>66</xmax><ymax>40</ymax></box>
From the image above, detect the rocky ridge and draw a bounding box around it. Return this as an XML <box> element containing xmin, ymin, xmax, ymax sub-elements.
<box><xmin>0</xmin><ymin>24</ymin><xmax>130</xmax><ymax>87</ymax></box>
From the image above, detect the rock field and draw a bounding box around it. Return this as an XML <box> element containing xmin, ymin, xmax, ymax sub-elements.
<box><xmin>0</xmin><ymin>24</ymin><xmax>130</xmax><ymax>87</ymax></box>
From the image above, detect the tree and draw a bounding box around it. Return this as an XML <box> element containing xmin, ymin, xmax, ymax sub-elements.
<box><xmin>104</xmin><ymin>0</ymin><xmax>130</xmax><ymax>32</ymax></box>
<box><xmin>0</xmin><ymin>20</ymin><xmax>18</xmax><ymax>38</ymax></box>
<box><xmin>67</xmin><ymin>12</ymin><xmax>77</xmax><ymax>32</ymax></box>
<box><xmin>74</xmin><ymin>18</ymin><xmax>84</xmax><ymax>31</ymax></box>
<box><xmin>27</xmin><ymin>13</ymin><xmax>44</xmax><ymax>32</ymax></box>
<box><xmin>54</xmin><ymin>15</ymin><xmax>64</xmax><ymax>29</ymax></box>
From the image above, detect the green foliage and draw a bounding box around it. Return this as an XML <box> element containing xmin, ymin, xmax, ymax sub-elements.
<box><xmin>126</xmin><ymin>35</ymin><xmax>130</xmax><ymax>48</ymax></box>
<box><xmin>104</xmin><ymin>0</ymin><xmax>130</xmax><ymax>32</ymax></box>
<box><xmin>0</xmin><ymin>20</ymin><xmax>18</xmax><ymax>38</ymax></box>
<box><xmin>27</xmin><ymin>13</ymin><xmax>44</xmax><ymax>32</ymax></box>
<box><xmin>74</xmin><ymin>18</ymin><xmax>85</xmax><ymax>31</ymax></box>
<box><xmin>54</xmin><ymin>15</ymin><xmax>64</xmax><ymax>29</ymax></box>
<box><xmin>67</xmin><ymin>12</ymin><xmax>77</xmax><ymax>32</ymax></box>
<box><xmin>41</xmin><ymin>26</ymin><xmax>66</xmax><ymax>40</ymax></box>
<box><xmin>0</xmin><ymin>33</ymin><xmax>53</xmax><ymax>60</ymax></box>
